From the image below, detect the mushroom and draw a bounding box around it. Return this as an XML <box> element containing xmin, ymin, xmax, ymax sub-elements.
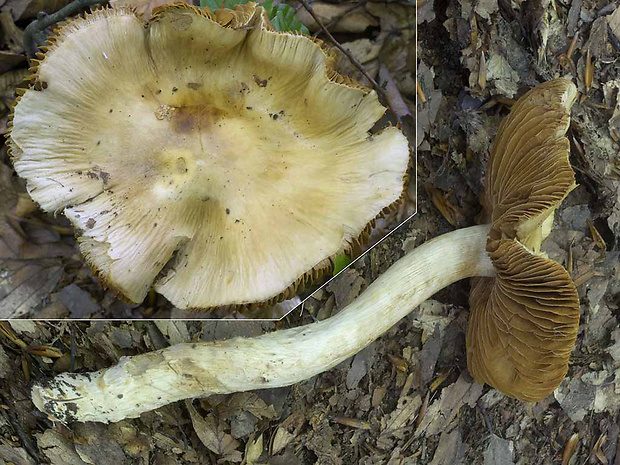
<box><xmin>32</xmin><ymin>79</ymin><xmax>580</xmax><ymax>423</ymax></box>
<box><xmin>467</xmin><ymin>78</ymin><xmax>580</xmax><ymax>401</ymax></box>
<box><xmin>7</xmin><ymin>4</ymin><xmax>411</xmax><ymax>310</ymax></box>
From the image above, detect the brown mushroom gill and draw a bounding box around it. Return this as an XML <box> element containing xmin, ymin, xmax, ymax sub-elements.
<box><xmin>32</xmin><ymin>79</ymin><xmax>580</xmax><ymax>423</ymax></box>
<box><xmin>467</xmin><ymin>79</ymin><xmax>580</xmax><ymax>401</ymax></box>
<box><xmin>8</xmin><ymin>4</ymin><xmax>411</xmax><ymax>310</ymax></box>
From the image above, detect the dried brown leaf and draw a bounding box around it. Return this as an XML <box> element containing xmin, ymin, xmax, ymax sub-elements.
<box><xmin>218</xmin><ymin>392</ymin><xmax>277</xmax><ymax>421</ymax></box>
<box><xmin>425</xmin><ymin>184</ymin><xmax>461</xmax><ymax>226</ymax></box>
<box><xmin>429</xmin><ymin>430</ymin><xmax>466</xmax><ymax>465</ymax></box>
<box><xmin>388</xmin><ymin>354</ymin><xmax>408</xmax><ymax>372</ymax></box>
<box><xmin>0</xmin><ymin>321</ymin><xmax>27</xmax><ymax>349</ymax></box>
<box><xmin>244</xmin><ymin>433</ymin><xmax>263</xmax><ymax>464</ymax></box>
<box><xmin>0</xmin><ymin>166</ymin><xmax>64</xmax><ymax>318</ymax></box>
<box><xmin>110</xmin><ymin>0</ymin><xmax>188</xmax><ymax>17</ymax></box>
<box><xmin>587</xmin><ymin>219</ymin><xmax>606</xmax><ymax>251</ymax></box>
<box><xmin>584</xmin><ymin>49</ymin><xmax>593</xmax><ymax>93</ymax></box>
<box><xmin>379</xmin><ymin>395</ymin><xmax>422</xmax><ymax>444</ymax></box>
<box><xmin>297</xmin><ymin>2</ymin><xmax>378</xmax><ymax>33</ymax></box>
<box><xmin>0</xmin><ymin>50</ymin><xmax>25</xmax><ymax>75</ymax></box>
<box><xmin>4</xmin><ymin>0</ymin><xmax>69</xmax><ymax>20</ymax></box>
<box><xmin>186</xmin><ymin>400</ymin><xmax>240</xmax><ymax>456</ymax></box>
<box><xmin>430</xmin><ymin>370</ymin><xmax>451</xmax><ymax>393</ymax></box>
<box><xmin>416</xmin><ymin>373</ymin><xmax>482</xmax><ymax>437</ymax></box>
<box><xmin>333</xmin><ymin>416</ymin><xmax>370</xmax><ymax>430</ymax></box>
<box><xmin>27</xmin><ymin>345</ymin><xmax>63</xmax><ymax>358</ymax></box>
<box><xmin>562</xmin><ymin>433</ymin><xmax>579</xmax><ymax>465</ymax></box>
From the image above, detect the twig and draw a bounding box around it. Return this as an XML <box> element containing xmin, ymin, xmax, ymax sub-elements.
<box><xmin>297</xmin><ymin>0</ymin><xmax>383</xmax><ymax>96</ymax></box>
<box><xmin>312</xmin><ymin>2</ymin><xmax>364</xmax><ymax>38</ymax></box>
<box><xmin>23</xmin><ymin>0</ymin><xmax>107</xmax><ymax>59</ymax></box>
<box><xmin>2</xmin><ymin>395</ymin><xmax>40</xmax><ymax>462</ymax></box>
<box><xmin>378</xmin><ymin>64</ymin><xmax>411</xmax><ymax>125</ymax></box>
<box><xmin>70</xmin><ymin>326</ymin><xmax>76</xmax><ymax>372</ymax></box>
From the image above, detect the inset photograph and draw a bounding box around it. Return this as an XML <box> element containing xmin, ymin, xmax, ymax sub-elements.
<box><xmin>1</xmin><ymin>0</ymin><xmax>415</xmax><ymax>319</ymax></box>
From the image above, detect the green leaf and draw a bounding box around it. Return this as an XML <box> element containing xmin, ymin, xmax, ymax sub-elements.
<box><xmin>332</xmin><ymin>254</ymin><xmax>352</xmax><ymax>275</ymax></box>
<box><xmin>199</xmin><ymin>0</ymin><xmax>309</xmax><ymax>34</ymax></box>
<box><xmin>267</xmin><ymin>3</ymin><xmax>309</xmax><ymax>34</ymax></box>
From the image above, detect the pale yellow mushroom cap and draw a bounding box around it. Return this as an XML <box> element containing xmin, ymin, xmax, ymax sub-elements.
<box><xmin>8</xmin><ymin>4</ymin><xmax>410</xmax><ymax>309</ymax></box>
<box><xmin>467</xmin><ymin>79</ymin><xmax>580</xmax><ymax>401</ymax></box>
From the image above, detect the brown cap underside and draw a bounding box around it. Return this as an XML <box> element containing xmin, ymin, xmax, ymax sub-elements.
<box><xmin>467</xmin><ymin>79</ymin><xmax>580</xmax><ymax>402</ymax></box>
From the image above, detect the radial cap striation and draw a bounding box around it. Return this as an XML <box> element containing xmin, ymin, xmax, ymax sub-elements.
<box><xmin>8</xmin><ymin>3</ymin><xmax>410</xmax><ymax>310</ymax></box>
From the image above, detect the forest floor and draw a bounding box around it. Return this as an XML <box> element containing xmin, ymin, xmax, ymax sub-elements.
<box><xmin>1</xmin><ymin>0</ymin><xmax>620</xmax><ymax>464</ymax></box>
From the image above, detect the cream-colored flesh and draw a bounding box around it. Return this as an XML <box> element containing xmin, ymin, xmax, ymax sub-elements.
<box><xmin>32</xmin><ymin>225</ymin><xmax>493</xmax><ymax>424</ymax></box>
<box><xmin>10</xmin><ymin>8</ymin><xmax>410</xmax><ymax>307</ymax></box>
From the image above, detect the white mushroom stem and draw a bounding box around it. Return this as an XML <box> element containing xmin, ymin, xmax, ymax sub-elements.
<box><xmin>32</xmin><ymin>225</ymin><xmax>494</xmax><ymax>424</ymax></box>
